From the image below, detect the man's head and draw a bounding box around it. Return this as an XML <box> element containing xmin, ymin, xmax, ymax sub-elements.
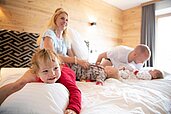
<box><xmin>130</xmin><ymin>44</ymin><xmax>151</xmax><ymax>64</ymax></box>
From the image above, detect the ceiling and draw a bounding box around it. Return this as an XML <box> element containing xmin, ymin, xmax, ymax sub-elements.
<box><xmin>102</xmin><ymin>0</ymin><xmax>153</xmax><ymax>10</ymax></box>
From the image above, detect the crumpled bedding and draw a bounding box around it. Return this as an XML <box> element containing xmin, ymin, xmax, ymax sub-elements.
<box><xmin>0</xmin><ymin>68</ymin><xmax>171</xmax><ymax>114</ymax></box>
<box><xmin>78</xmin><ymin>79</ymin><xmax>171</xmax><ymax>114</ymax></box>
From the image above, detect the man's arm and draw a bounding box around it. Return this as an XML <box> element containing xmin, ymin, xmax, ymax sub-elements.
<box><xmin>0</xmin><ymin>70</ymin><xmax>37</xmax><ymax>105</ymax></box>
<box><xmin>0</xmin><ymin>80</ymin><xmax>27</xmax><ymax>105</ymax></box>
<box><xmin>95</xmin><ymin>52</ymin><xmax>107</xmax><ymax>65</ymax></box>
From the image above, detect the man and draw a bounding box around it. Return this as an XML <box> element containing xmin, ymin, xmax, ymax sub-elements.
<box><xmin>96</xmin><ymin>44</ymin><xmax>151</xmax><ymax>70</ymax></box>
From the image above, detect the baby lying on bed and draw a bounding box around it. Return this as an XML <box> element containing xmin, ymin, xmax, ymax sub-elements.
<box><xmin>71</xmin><ymin>62</ymin><xmax>163</xmax><ymax>85</ymax></box>
<box><xmin>118</xmin><ymin>68</ymin><xmax>163</xmax><ymax>80</ymax></box>
<box><xmin>101</xmin><ymin>59</ymin><xmax>164</xmax><ymax>80</ymax></box>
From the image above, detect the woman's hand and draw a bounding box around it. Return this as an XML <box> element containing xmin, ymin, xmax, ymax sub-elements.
<box><xmin>77</xmin><ymin>59</ymin><xmax>90</xmax><ymax>69</ymax></box>
<box><xmin>64</xmin><ymin>109</ymin><xmax>77</xmax><ymax>114</ymax></box>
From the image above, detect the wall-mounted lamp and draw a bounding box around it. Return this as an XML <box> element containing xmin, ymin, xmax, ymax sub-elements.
<box><xmin>89</xmin><ymin>22</ymin><xmax>96</xmax><ymax>26</ymax></box>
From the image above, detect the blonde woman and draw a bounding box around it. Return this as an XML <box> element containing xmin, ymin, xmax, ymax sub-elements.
<box><xmin>38</xmin><ymin>8</ymin><xmax>89</xmax><ymax>69</ymax></box>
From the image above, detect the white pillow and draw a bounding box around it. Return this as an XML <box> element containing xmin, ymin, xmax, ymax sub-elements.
<box><xmin>0</xmin><ymin>68</ymin><xmax>69</xmax><ymax>114</ymax></box>
<box><xmin>0</xmin><ymin>83</ymin><xmax>69</xmax><ymax>114</ymax></box>
<box><xmin>68</xmin><ymin>28</ymin><xmax>89</xmax><ymax>60</ymax></box>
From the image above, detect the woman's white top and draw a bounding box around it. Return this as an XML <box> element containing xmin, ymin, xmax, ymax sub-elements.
<box><xmin>40</xmin><ymin>29</ymin><xmax>71</xmax><ymax>56</ymax></box>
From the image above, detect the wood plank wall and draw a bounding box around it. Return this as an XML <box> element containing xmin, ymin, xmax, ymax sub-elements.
<box><xmin>0</xmin><ymin>0</ymin><xmax>141</xmax><ymax>52</ymax></box>
<box><xmin>122</xmin><ymin>6</ymin><xmax>141</xmax><ymax>47</ymax></box>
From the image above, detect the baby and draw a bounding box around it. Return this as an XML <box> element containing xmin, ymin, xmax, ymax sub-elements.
<box><xmin>71</xmin><ymin>63</ymin><xmax>163</xmax><ymax>86</ymax></box>
<box><xmin>118</xmin><ymin>68</ymin><xmax>164</xmax><ymax>80</ymax></box>
<box><xmin>71</xmin><ymin>64</ymin><xmax>118</xmax><ymax>85</ymax></box>
<box><xmin>100</xmin><ymin>58</ymin><xmax>164</xmax><ymax>80</ymax></box>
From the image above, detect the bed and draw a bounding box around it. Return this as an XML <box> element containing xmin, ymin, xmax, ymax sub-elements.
<box><xmin>0</xmin><ymin>29</ymin><xmax>171</xmax><ymax>114</ymax></box>
<box><xmin>0</xmin><ymin>68</ymin><xmax>171</xmax><ymax>114</ymax></box>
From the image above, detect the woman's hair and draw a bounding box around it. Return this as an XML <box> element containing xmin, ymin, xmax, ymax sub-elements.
<box><xmin>48</xmin><ymin>8</ymin><xmax>68</xmax><ymax>39</ymax></box>
<box><xmin>37</xmin><ymin>8</ymin><xmax>69</xmax><ymax>46</ymax></box>
<box><xmin>31</xmin><ymin>49</ymin><xmax>61</xmax><ymax>74</ymax></box>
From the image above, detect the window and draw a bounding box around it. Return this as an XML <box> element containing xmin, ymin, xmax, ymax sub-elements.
<box><xmin>155</xmin><ymin>14</ymin><xmax>171</xmax><ymax>73</ymax></box>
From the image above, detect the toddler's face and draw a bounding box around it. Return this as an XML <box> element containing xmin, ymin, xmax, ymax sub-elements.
<box><xmin>37</xmin><ymin>58</ymin><xmax>61</xmax><ymax>84</ymax></box>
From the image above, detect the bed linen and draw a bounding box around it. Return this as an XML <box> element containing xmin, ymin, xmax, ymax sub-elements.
<box><xmin>0</xmin><ymin>68</ymin><xmax>171</xmax><ymax>114</ymax></box>
<box><xmin>79</xmin><ymin>79</ymin><xmax>171</xmax><ymax>114</ymax></box>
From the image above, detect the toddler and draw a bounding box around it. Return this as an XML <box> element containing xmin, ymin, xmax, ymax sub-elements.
<box><xmin>71</xmin><ymin>64</ymin><xmax>163</xmax><ymax>86</ymax></box>
<box><xmin>30</xmin><ymin>49</ymin><xmax>81</xmax><ymax>114</ymax></box>
<box><xmin>71</xmin><ymin>64</ymin><xmax>118</xmax><ymax>85</ymax></box>
<box><xmin>118</xmin><ymin>68</ymin><xmax>164</xmax><ymax>80</ymax></box>
<box><xmin>100</xmin><ymin>59</ymin><xmax>164</xmax><ymax>80</ymax></box>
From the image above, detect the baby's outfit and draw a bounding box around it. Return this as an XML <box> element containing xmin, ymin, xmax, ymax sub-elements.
<box><xmin>119</xmin><ymin>70</ymin><xmax>152</xmax><ymax>80</ymax></box>
<box><xmin>71</xmin><ymin>64</ymin><xmax>107</xmax><ymax>84</ymax></box>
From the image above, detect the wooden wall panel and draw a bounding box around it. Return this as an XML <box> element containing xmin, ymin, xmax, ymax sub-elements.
<box><xmin>121</xmin><ymin>6</ymin><xmax>142</xmax><ymax>48</ymax></box>
<box><xmin>0</xmin><ymin>0</ymin><xmax>142</xmax><ymax>52</ymax></box>
<box><xmin>0</xmin><ymin>0</ymin><xmax>124</xmax><ymax>53</ymax></box>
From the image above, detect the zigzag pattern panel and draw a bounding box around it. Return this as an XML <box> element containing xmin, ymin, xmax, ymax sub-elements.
<box><xmin>0</xmin><ymin>29</ymin><xmax>39</xmax><ymax>68</ymax></box>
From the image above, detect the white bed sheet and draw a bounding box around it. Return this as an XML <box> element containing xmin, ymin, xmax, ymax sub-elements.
<box><xmin>0</xmin><ymin>68</ymin><xmax>171</xmax><ymax>114</ymax></box>
<box><xmin>79</xmin><ymin>79</ymin><xmax>171</xmax><ymax>114</ymax></box>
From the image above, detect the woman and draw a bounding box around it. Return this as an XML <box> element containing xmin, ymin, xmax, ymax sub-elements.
<box><xmin>38</xmin><ymin>8</ymin><xmax>89</xmax><ymax>69</ymax></box>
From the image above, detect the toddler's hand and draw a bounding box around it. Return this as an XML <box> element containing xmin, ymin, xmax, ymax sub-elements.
<box><xmin>65</xmin><ymin>109</ymin><xmax>77</xmax><ymax>114</ymax></box>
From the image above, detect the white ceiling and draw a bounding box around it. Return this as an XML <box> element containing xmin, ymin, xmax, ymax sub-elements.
<box><xmin>102</xmin><ymin>0</ymin><xmax>153</xmax><ymax>10</ymax></box>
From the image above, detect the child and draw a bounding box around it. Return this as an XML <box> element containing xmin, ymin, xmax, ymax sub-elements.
<box><xmin>0</xmin><ymin>49</ymin><xmax>81</xmax><ymax>114</ymax></box>
<box><xmin>100</xmin><ymin>59</ymin><xmax>164</xmax><ymax>80</ymax></box>
<box><xmin>71</xmin><ymin>64</ymin><xmax>118</xmax><ymax>85</ymax></box>
<box><xmin>32</xmin><ymin>49</ymin><xmax>81</xmax><ymax>114</ymax></box>
<box><xmin>71</xmin><ymin>64</ymin><xmax>163</xmax><ymax>86</ymax></box>
<box><xmin>118</xmin><ymin>68</ymin><xmax>164</xmax><ymax>80</ymax></box>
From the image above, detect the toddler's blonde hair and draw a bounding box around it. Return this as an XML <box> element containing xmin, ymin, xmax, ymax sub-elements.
<box><xmin>31</xmin><ymin>49</ymin><xmax>62</xmax><ymax>74</ymax></box>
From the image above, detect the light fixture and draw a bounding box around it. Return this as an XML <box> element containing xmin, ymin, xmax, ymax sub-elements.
<box><xmin>89</xmin><ymin>22</ymin><xmax>96</xmax><ymax>26</ymax></box>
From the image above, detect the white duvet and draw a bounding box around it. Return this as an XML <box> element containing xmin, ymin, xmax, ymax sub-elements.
<box><xmin>0</xmin><ymin>68</ymin><xmax>171</xmax><ymax>114</ymax></box>
<box><xmin>79</xmin><ymin>79</ymin><xmax>171</xmax><ymax>114</ymax></box>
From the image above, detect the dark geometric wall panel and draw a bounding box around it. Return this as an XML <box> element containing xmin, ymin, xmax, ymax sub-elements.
<box><xmin>0</xmin><ymin>29</ymin><xmax>39</xmax><ymax>68</ymax></box>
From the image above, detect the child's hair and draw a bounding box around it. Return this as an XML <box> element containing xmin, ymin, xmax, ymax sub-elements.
<box><xmin>153</xmin><ymin>69</ymin><xmax>164</xmax><ymax>79</ymax></box>
<box><xmin>31</xmin><ymin>49</ymin><xmax>61</xmax><ymax>74</ymax></box>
